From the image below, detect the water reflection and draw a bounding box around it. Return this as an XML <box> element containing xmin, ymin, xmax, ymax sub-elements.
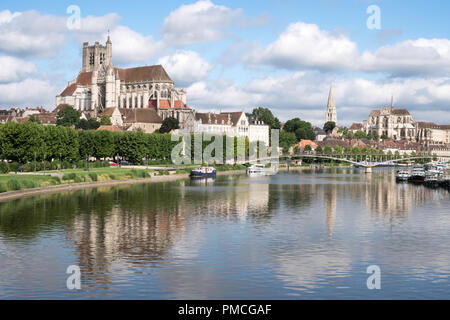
<box><xmin>0</xmin><ymin>169</ymin><xmax>449</xmax><ymax>299</ymax></box>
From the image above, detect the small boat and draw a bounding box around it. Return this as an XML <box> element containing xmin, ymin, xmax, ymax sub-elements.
<box><xmin>246</xmin><ymin>164</ymin><xmax>277</xmax><ymax>176</ymax></box>
<box><xmin>247</xmin><ymin>164</ymin><xmax>266</xmax><ymax>175</ymax></box>
<box><xmin>424</xmin><ymin>171</ymin><xmax>441</xmax><ymax>188</ymax></box>
<box><xmin>190</xmin><ymin>167</ymin><xmax>217</xmax><ymax>178</ymax></box>
<box><xmin>409</xmin><ymin>166</ymin><xmax>426</xmax><ymax>183</ymax></box>
<box><xmin>395</xmin><ymin>170</ymin><xmax>410</xmax><ymax>182</ymax></box>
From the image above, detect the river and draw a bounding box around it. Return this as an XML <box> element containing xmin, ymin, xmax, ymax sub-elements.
<box><xmin>0</xmin><ymin>168</ymin><xmax>449</xmax><ymax>299</ymax></box>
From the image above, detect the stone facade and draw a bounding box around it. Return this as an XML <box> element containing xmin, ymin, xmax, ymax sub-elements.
<box><xmin>416</xmin><ymin>122</ymin><xmax>450</xmax><ymax>145</ymax></box>
<box><xmin>325</xmin><ymin>85</ymin><xmax>337</xmax><ymax>125</ymax></box>
<box><xmin>363</xmin><ymin>105</ymin><xmax>416</xmax><ymax>141</ymax></box>
<box><xmin>182</xmin><ymin>111</ymin><xmax>269</xmax><ymax>145</ymax></box>
<box><xmin>56</xmin><ymin>37</ymin><xmax>193</xmax><ymax>126</ymax></box>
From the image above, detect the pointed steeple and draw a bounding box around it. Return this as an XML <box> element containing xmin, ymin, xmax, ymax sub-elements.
<box><xmin>327</xmin><ymin>84</ymin><xmax>336</xmax><ymax>109</ymax></box>
<box><xmin>390</xmin><ymin>95</ymin><xmax>394</xmax><ymax>110</ymax></box>
<box><xmin>325</xmin><ymin>84</ymin><xmax>337</xmax><ymax>125</ymax></box>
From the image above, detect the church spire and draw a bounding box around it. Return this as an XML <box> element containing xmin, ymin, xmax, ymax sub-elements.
<box><xmin>327</xmin><ymin>84</ymin><xmax>335</xmax><ymax>109</ymax></box>
<box><xmin>325</xmin><ymin>84</ymin><xmax>337</xmax><ymax>125</ymax></box>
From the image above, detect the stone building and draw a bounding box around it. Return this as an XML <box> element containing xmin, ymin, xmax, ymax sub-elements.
<box><xmin>325</xmin><ymin>84</ymin><xmax>337</xmax><ymax>125</ymax></box>
<box><xmin>416</xmin><ymin>122</ymin><xmax>450</xmax><ymax>145</ymax></box>
<box><xmin>362</xmin><ymin>99</ymin><xmax>416</xmax><ymax>141</ymax></box>
<box><xmin>101</xmin><ymin>107</ymin><xmax>163</xmax><ymax>134</ymax></box>
<box><xmin>56</xmin><ymin>37</ymin><xmax>193</xmax><ymax>126</ymax></box>
<box><xmin>183</xmin><ymin>111</ymin><xmax>269</xmax><ymax>145</ymax></box>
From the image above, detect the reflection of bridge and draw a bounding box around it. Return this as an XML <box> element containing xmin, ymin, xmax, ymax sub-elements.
<box><xmin>239</xmin><ymin>152</ymin><xmax>449</xmax><ymax>171</ymax></box>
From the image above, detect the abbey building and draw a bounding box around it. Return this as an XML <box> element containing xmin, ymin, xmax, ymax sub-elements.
<box><xmin>56</xmin><ymin>37</ymin><xmax>193</xmax><ymax>126</ymax></box>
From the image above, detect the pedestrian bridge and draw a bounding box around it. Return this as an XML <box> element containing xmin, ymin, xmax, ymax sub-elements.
<box><xmin>238</xmin><ymin>153</ymin><xmax>449</xmax><ymax>169</ymax></box>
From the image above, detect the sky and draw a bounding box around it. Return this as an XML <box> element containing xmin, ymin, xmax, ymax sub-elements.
<box><xmin>0</xmin><ymin>0</ymin><xmax>450</xmax><ymax>126</ymax></box>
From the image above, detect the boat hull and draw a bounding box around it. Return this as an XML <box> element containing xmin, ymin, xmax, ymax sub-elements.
<box><xmin>190</xmin><ymin>172</ymin><xmax>216</xmax><ymax>178</ymax></box>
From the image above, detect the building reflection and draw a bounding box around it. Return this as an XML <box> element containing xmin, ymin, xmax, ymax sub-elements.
<box><xmin>65</xmin><ymin>178</ymin><xmax>271</xmax><ymax>286</ymax></box>
<box><xmin>323</xmin><ymin>185</ymin><xmax>337</xmax><ymax>239</ymax></box>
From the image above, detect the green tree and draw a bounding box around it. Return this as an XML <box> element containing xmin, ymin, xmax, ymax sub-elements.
<box><xmin>279</xmin><ymin>131</ymin><xmax>297</xmax><ymax>153</ymax></box>
<box><xmin>323</xmin><ymin>121</ymin><xmax>336</xmax><ymax>134</ymax></box>
<box><xmin>76</xmin><ymin>118</ymin><xmax>100</xmax><ymax>130</ymax></box>
<box><xmin>56</xmin><ymin>105</ymin><xmax>81</xmax><ymax>127</ymax></box>
<box><xmin>99</xmin><ymin>115</ymin><xmax>112</xmax><ymax>126</ymax></box>
<box><xmin>28</xmin><ymin>115</ymin><xmax>41</xmax><ymax>124</ymax></box>
<box><xmin>94</xmin><ymin>130</ymin><xmax>115</xmax><ymax>159</ymax></box>
<box><xmin>251</xmin><ymin>107</ymin><xmax>281</xmax><ymax>129</ymax></box>
<box><xmin>353</xmin><ymin>130</ymin><xmax>367</xmax><ymax>140</ymax></box>
<box><xmin>159</xmin><ymin>117</ymin><xmax>180</xmax><ymax>134</ymax></box>
<box><xmin>284</xmin><ymin>118</ymin><xmax>315</xmax><ymax>141</ymax></box>
<box><xmin>0</xmin><ymin>122</ymin><xmax>46</xmax><ymax>162</ymax></box>
<box><xmin>44</xmin><ymin>125</ymin><xmax>79</xmax><ymax>161</ymax></box>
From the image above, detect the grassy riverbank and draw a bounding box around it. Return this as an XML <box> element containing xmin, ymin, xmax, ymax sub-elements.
<box><xmin>0</xmin><ymin>165</ymin><xmax>248</xmax><ymax>194</ymax></box>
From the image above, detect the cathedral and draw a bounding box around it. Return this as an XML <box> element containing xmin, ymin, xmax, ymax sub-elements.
<box><xmin>56</xmin><ymin>37</ymin><xmax>193</xmax><ymax>126</ymax></box>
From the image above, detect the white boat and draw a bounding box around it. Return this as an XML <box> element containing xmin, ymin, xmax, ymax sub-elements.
<box><xmin>395</xmin><ymin>170</ymin><xmax>410</xmax><ymax>182</ymax></box>
<box><xmin>247</xmin><ymin>164</ymin><xmax>266</xmax><ymax>175</ymax></box>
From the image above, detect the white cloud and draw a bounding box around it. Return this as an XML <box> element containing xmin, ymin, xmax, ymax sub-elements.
<box><xmin>186</xmin><ymin>72</ymin><xmax>450</xmax><ymax>125</ymax></box>
<box><xmin>158</xmin><ymin>50</ymin><xmax>213</xmax><ymax>87</ymax></box>
<box><xmin>245</xmin><ymin>22</ymin><xmax>360</xmax><ymax>71</ymax></box>
<box><xmin>361</xmin><ymin>38</ymin><xmax>450</xmax><ymax>76</ymax></box>
<box><xmin>0</xmin><ymin>9</ymin><xmax>21</xmax><ymax>24</ymax></box>
<box><xmin>0</xmin><ymin>78</ymin><xmax>57</xmax><ymax>108</ymax></box>
<box><xmin>110</xmin><ymin>26</ymin><xmax>164</xmax><ymax>66</ymax></box>
<box><xmin>245</xmin><ymin>21</ymin><xmax>450</xmax><ymax>77</ymax></box>
<box><xmin>0</xmin><ymin>10</ymin><xmax>120</xmax><ymax>58</ymax></box>
<box><xmin>0</xmin><ymin>56</ymin><xmax>37</xmax><ymax>83</ymax></box>
<box><xmin>161</xmin><ymin>0</ymin><xmax>243</xmax><ymax>46</ymax></box>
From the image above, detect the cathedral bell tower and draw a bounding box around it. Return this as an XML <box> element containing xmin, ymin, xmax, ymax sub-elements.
<box><xmin>82</xmin><ymin>36</ymin><xmax>113</xmax><ymax>73</ymax></box>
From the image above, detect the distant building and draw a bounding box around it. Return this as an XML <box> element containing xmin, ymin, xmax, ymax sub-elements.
<box><xmin>349</xmin><ymin>123</ymin><xmax>363</xmax><ymax>133</ymax></box>
<box><xmin>416</xmin><ymin>122</ymin><xmax>450</xmax><ymax>145</ymax></box>
<box><xmin>313</xmin><ymin>126</ymin><xmax>327</xmax><ymax>141</ymax></box>
<box><xmin>183</xmin><ymin>111</ymin><xmax>269</xmax><ymax>145</ymax></box>
<box><xmin>325</xmin><ymin>84</ymin><xmax>337</xmax><ymax>125</ymax></box>
<box><xmin>101</xmin><ymin>107</ymin><xmax>163</xmax><ymax>134</ymax></box>
<box><xmin>362</xmin><ymin>98</ymin><xmax>416</xmax><ymax>141</ymax></box>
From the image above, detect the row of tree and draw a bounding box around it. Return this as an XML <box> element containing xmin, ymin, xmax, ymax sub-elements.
<box><xmin>0</xmin><ymin>122</ymin><xmax>177</xmax><ymax>164</ymax></box>
<box><xmin>0</xmin><ymin>122</ymin><xmax>268</xmax><ymax>165</ymax></box>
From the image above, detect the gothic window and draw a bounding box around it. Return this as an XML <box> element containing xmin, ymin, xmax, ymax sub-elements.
<box><xmin>89</xmin><ymin>53</ymin><xmax>94</xmax><ymax>65</ymax></box>
<box><xmin>100</xmin><ymin>53</ymin><xmax>104</xmax><ymax>64</ymax></box>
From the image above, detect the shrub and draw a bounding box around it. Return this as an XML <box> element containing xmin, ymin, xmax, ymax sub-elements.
<box><xmin>0</xmin><ymin>162</ymin><xmax>9</xmax><ymax>174</ymax></box>
<box><xmin>7</xmin><ymin>179</ymin><xmax>21</xmax><ymax>191</ymax></box>
<box><xmin>51</xmin><ymin>176</ymin><xmax>61</xmax><ymax>184</ymax></box>
<box><xmin>74</xmin><ymin>176</ymin><xmax>84</xmax><ymax>183</ymax></box>
<box><xmin>20</xmin><ymin>180</ymin><xmax>36</xmax><ymax>189</ymax></box>
<box><xmin>88</xmin><ymin>172</ymin><xmax>98</xmax><ymax>181</ymax></box>
<box><xmin>108</xmin><ymin>174</ymin><xmax>116</xmax><ymax>180</ymax></box>
<box><xmin>62</xmin><ymin>173</ymin><xmax>76</xmax><ymax>181</ymax></box>
<box><xmin>0</xmin><ymin>183</ymin><xmax>7</xmax><ymax>193</ymax></box>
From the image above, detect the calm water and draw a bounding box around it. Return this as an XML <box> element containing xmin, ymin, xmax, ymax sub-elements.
<box><xmin>0</xmin><ymin>168</ymin><xmax>450</xmax><ymax>299</ymax></box>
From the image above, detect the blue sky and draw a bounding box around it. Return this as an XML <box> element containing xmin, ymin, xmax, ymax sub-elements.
<box><xmin>1</xmin><ymin>0</ymin><xmax>450</xmax><ymax>125</ymax></box>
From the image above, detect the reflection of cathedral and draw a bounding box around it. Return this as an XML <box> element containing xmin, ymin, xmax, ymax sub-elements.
<box><xmin>56</xmin><ymin>37</ymin><xmax>193</xmax><ymax>125</ymax></box>
<box><xmin>324</xmin><ymin>185</ymin><xmax>337</xmax><ymax>239</ymax></box>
